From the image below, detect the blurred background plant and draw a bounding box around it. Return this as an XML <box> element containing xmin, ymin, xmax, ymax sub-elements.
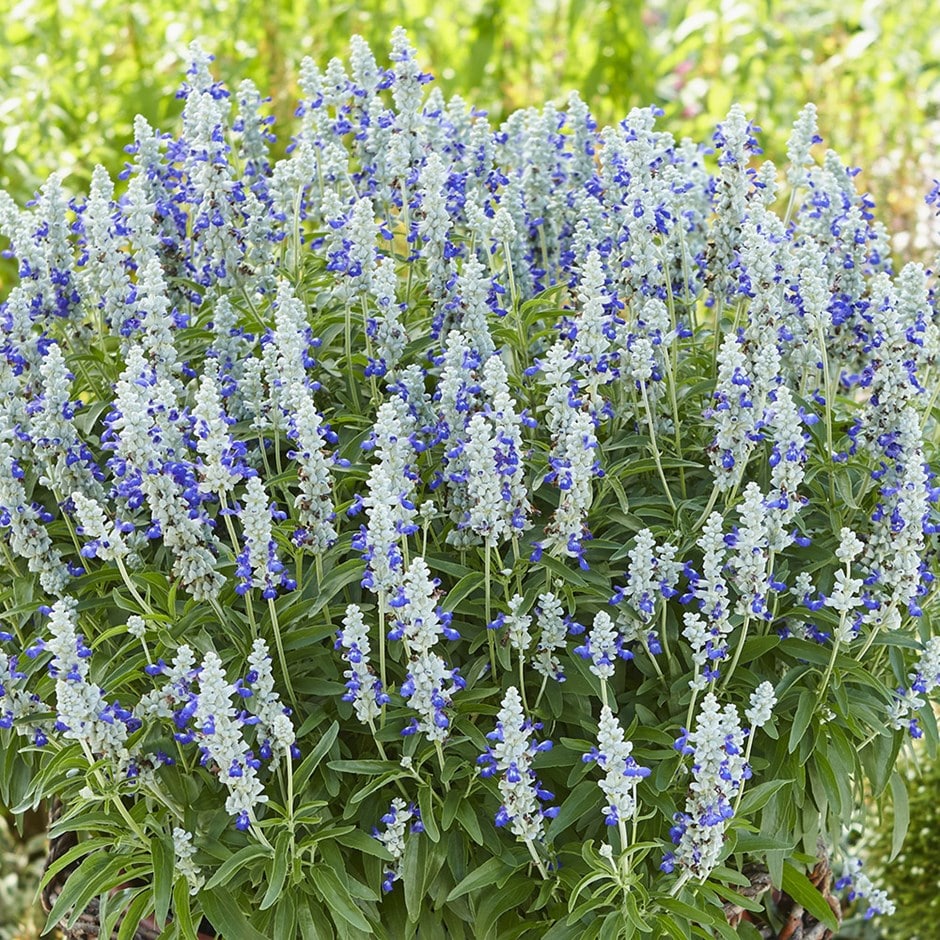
<box><xmin>860</xmin><ymin>731</ymin><xmax>940</xmax><ymax>940</ymax></box>
<box><xmin>0</xmin><ymin>812</ymin><xmax>48</xmax><ymax>940</ymax></box>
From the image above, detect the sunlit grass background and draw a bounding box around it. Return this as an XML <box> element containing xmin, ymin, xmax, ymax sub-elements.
<box><xmin>1</xmin><ymin>0</ymin><xmax>938</xmax><ymax>936</ymax></box>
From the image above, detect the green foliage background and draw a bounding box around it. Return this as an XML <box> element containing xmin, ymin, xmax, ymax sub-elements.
<box><xmin>862</xmin><ymin>745</ymin><xmax>940</xmax><ymax>940</ymax></box>
<box><xmin>1</xmin><ymin>0</ymin><xmax>939</xmax><ymax>936</ymax></box>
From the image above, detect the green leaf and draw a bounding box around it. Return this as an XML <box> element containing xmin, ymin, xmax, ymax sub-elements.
<box><xmin>599</xmin><ymin>909</ymin><xmax>624</xmax><ymax>940</ymax></box>
<box><xmin>402</xmin><ymin>826</ymin><xmax>428</xmax><ymax>924</ymax></box>
<box><xmin>311</xmin><ymin>864</ymin><xmax>372</xmax><ymax>932</ymax></box>
<box><xmin>274</xmin><ymin>893</ymin><xmax>298</xmax><ymax>939</ymax></box>
<box><xmin>710</xmin><ymin>865</ymin><xmax>753</xmax><ymax>887</ymax></box>
<box><xmin>418</xmin><ymin>784</ymin><xmax>440</xmax><ymax>843</ymax></box>
<box><xmin>788</xmin><ymin>691</ymin><xmax>816</xmax><ymax>753</ymax></box>
<box><xmin>328</xmin><ymin>758</ymin><xmax>397</xmax><ymax>775</ymax></box>
<box><xmin>861</xmin><ymin>729</ymin><xmax>902</xmax><ymax>796</ymax></box>
<box><xmin>201</xmin><ymin>887</ymin><xmax>270</xmax><ymax>940</ymax></box>
<box><xmin>443</xmin><ymin>572</ymin><xmax>485</xmax><ymax>611</ymax></box>
<box><xmin>736</xmin><ymin>922</ymin><xmax>765</xmax><ymax>940</ymax></box>
<box><xmin>739</xmin><ymin>634</ymin><xmax>781</xmax><ymax>662</ymax></box>
<box><xmin>172</xmin><ymin>878</ymin><xmax>197</xmax><ymax>940</ymax></box>
<box><xmin>447</xmin><ymin>856</ymin><xmax>516</xmax><ymax>901</ymax></box>
<box><xmin>455</xmin><ymin>796</ymin><xmax>485</xmax><ymax>845</ymax></box>
<box><xmin>39</xmin><ymin>836</ymin><xmax>115</xmax><ymax>890</ymax></box>
<box><xmin>43</xmin><ymin>852</ymin><xmax>131</xmax><ymax>932</ymax></box>
<box><xmin>293</xmin><ymin>719</ymin><xmax>339</xmax><ymax>791</ymax></box>
<box><xmin>780</xmin><ymin>861</ymin><xmax>839</xmax><ymax>932</ymax></box>
<box><xmin>605</xmin><ymin>474</ymin><xmax>631</xmax><ymax>515</ymax></box>
<box><xmin>297</xmin><ymin>898</ymin><xmax>334</xmax><ymax>940</ymax></box>
<box><xmin>623</xmin><ymin>891</ymin><xmax>653</xmax><ymax>932</ymax></box>
<box><xmin>767</xmin><ymin>850</ymin><xmax>785</xmax><ymax>893</ymax></box>
<box><xmin>261</xmin><ymin>831</ymin><xmax>292</xmax><ymax>910</ymax></box>
<box><xmin>476</xmin><ymin>874</ymin><xmax>532</xmax><ymax>939</ymax></box>
<box><xmin>737</xmin><ymin>778</ymin><xmax>791</xmax><ymax>815</ymax></box>
<box><xmin>346</xmin><ymin>770</ymin><xmax>412</xmax><ymax>809</ymax></box>
<box><xmin>424</xmin><ymin>552</ymin><xmax>474</xmax><ymax>579</ymax></box>
<box><xmin>117</xmin><ymin>890</ymin><xmax>154</xmax><ymax>940</ymax></box>
<box><xmin>709</xmin><ymin>882</ymin><xmax>763</xmax><ymax>914</ymax></box>
<box><xmin>655</xmin><ymin>913</ymin><xmax>691</xmax><ymax>940</ymax></box>
<box><xmin>712</xmin><ymin>917</ymin><xmax>742</xmax><ymax>940</ymax></box>
<box><xmin>308</xmin><ymin>559</ymin><xmax>365</xmax><ymax>615</ymax></box>
<box><xmin>333</xmin><ymin>827</ymin><xmax>393</xmax><ymax>860</ymax></box>
<box><xmin>658</xmin><ymin>897</ymin><xmax>707</xmax><ymax>923</ymax></box>
<box><xmin>547</xmin><ymin>779</ymin><xmax>599</xmax><ymax>841</ymax></box>
<box><xmin>151</xmin><ymin>833</ymin><xmax>174</xmax><ymax>928</ymax></box>
<box><xmin>544</xmin><ymin>920</ymin><xmax>595</xmax><ymax>940</ymax></box>
<box><xmin>889</xmin><ymin>770</ymin><xmax>909</xmax><ymax>862</ymax></box>
<box><xmin>203</xmin><ymin>843</ymin><xmax>272</xmax><ymax>890</ymax></box>
<box><xmin>441</xmin><ymin>785</ymin><xmax>462</xmax><ymax>831</ymax></box>
<box><xmin>732</xmin><ymin>831</ymin><xmax>795</xmax><ymax>855</ymax></box>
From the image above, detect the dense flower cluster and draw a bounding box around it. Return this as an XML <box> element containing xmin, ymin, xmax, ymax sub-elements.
<box><xmin>583</xmin><ymin>704</ymin><xmax>650</xmax><ymax>829</ymax></box>
<box><xmin>664</xmin><ymin>693</ymin><xmax>752</xmax><ymax>879</ymax></box>
<box><xmin>373</xmin><ymin>797</ymin><xmax>423</xmax><ymax>893</ymax></box>
<box><xmin>478</xmin><ymin>687</ymin><xmax>557</xmax><ymax>847</ymax></box>
<box><xmin>0</xmin><ymin>31</ymin><xmax>930</xmax><ymax>934</ymax></box>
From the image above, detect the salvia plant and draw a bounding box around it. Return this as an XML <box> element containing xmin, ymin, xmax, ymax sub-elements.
<box><xmin>0</xmin><ymin>30</ymin><xmax>938</xmax><ymax>940</ymax></box>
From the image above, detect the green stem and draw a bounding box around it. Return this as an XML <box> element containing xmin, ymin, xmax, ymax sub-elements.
<box><xmin>361</xmin><ymin>297</ymin><xmax>380</xmax><ymax>404</ymax></box>
<box><xmin>782</xmin><ymin>186</ymin><xmax>798</xmax><ymax>228</ymax></box>
<box><xmin>518</xmin><ymin>648</ymin><xmax>529</xmax><ymax>713</ymax></box>
<box><xmin>315</xmin><ymin>553</ymin><xmax>331</xmax><ymax>626</ymax></box>
<box><xmin>693</xmin><ymin>484</ymin><xmax>721</xmax><ymax>533</ymax></box>
<box><xmin>732</xmin><ymin>731</ymin><xmax>757</xmax><ymax>816</ymax></box>
<box><xmin>80</xmin><ymin>742</ymin><xmax>148</xmax><ymax>845</ymax></box>
<box><xmin>524</xmin><ymin>838</ymin><xmax>549</xmax><ymax>880</ymax></box>
<box><xmin>856</xmin><ymin>621</ymin><xmax>884</xmax><ymax>662</ymax></box>
<box><xmin>684</xmin><ymin>685</ymin><xmax>700</xmax><ymax>738</ymax></box>
<box><xmin>920</xmin><ymin>377</ymin><xmax>940</xmax><ymax>435</ymax></box>
<box><xmin>258</xmin><ymin>433</ymin><xmax>273</xmax><ymax>481</ymax></box>
<box><xmin>661</xmin><ymin>350</ymin><xmax>686</xmax><ymax>499</ymax></box>
<box><xmin>504</xmin><ymin>245</ymin><xmax>527</xmax><ymax>364</ymax></box>
<box><xmin>268</xmin><ymin>596</ymin><xmax>297</xmax><ymax>711</ymax></box>
<box><xmin>345</xmin><ymin>302</ymin><xmax>361</xmax><ymax>411</ymax></box>
<box><xmin>656</xmin><ymin>244</ymin><xmax>687</xmax><ymax>499</ymax></box>
<box><xmin>0</xmin><ymin>541</ymin><xmax>21</xmax><ymax>578</ymax></box>
<box><xmin>244</xmin><ymin>591</ymin><xmax>259</xmax><ymax>640</ymax></box>
<box><xmin>643</xmin><ymin>633</ymin><xmax>667</xmax><ymax>687</ymax></box>
<box><xmin>435</xmin><ymin>741</ymin><xmax>450</xmax><ymax>791</ymax></box>
<box><xmin>617</xmin><ymin>817</ymin><xmax>629</xmax><ymax>856</ymax></box>
<box><xmin>721</xmin><ymin>615</ymin><xmax>750</xmax><ymax>691</ymax></box>
<box><xmin>115</xmin><ymin>556</ymin><xmax>154</xmax><ymax>616</ymax></box>
<box><xmin>670</xmin><ymin>870</ymin><xmax>692</xmax><ymax>897</ymax></box>
<box><xmin>220</xmin><ymin>499</ymin><xmax>240</xmax><ymax>558</ymax></box>
<box><xmin>630</xmin><ymin>784</ymin><xmax>639</xmax><ymax>848</ymax></box>
<box><xmin>283</xmin><ymin>752</ymin><xmax>296</xmax><ymax>838</ymax></box>
<box><xmin>533</xmin><ymin>674</ymin><xmax>549</xmax><ymax>712</ymax></box>
<box><xmin>658</xmin><ymin>603</ymin><xmax>673</xmax><ymax>673</ymax></box>
<box><xmin>639</xmin><ymin>382</ymin><xmax>676</xmax><ymax>512</ymax></box>
<box><xmin>485</xmin><ymin>545</ymin><xmax>497</xmax><ymax>679</ymax></box>
<box><xmin>817</xmin><ymin>628</ymin><xmax>844</xmax><ymax>706</ymax></box>
<box><xmin>53</xmin><ymin>487</ymin><xmax>83</xmax><ymax>557</ymax></box>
